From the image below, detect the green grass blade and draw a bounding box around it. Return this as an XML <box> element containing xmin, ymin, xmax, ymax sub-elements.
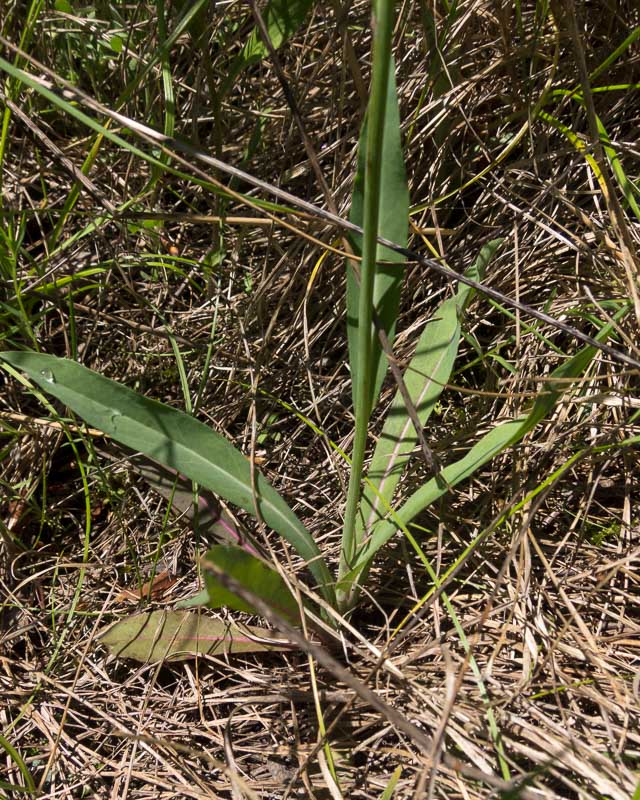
<box><xmin>357</xmin><ymin>240</ymin><xmax>502</xmax><ymax>540</ymax></box>
<box><xmin>0</xmin><ymin>733</ymin><xmax>36</xmax><ymax>794</ymax></box>
<box><xmin>593</xmin><ymin>112</ymin><xmax>640</xmax><ymax>222</ymax></box>
<box><xmin>378</xmin><ymin>766</ymin><xmax>402</xmax><ymax>800</ymax></box>
<box><xmin>587</xmin><ymin>25</ymin><xmax>640</xmax><ymax>83</ymax></box>
<box><xmin>0</xmin><ymin>0</ymin><xmax>45</xmax><ymax>171</ymax></box>
<box><xmin>1</xmin><ymin>351</ymin><xmax>335</xmax><ymax>605</ymax></box>
<box><xmin>350</xmin><ymin>310</ymin><xmax>627</xmax><ymax>574</ymax></box>
<box><xmin>549</xmin><ymin>90</ymin><xmax>640</xmax><ymax>222</ymax></box>
<box><xmin>346</xmin><ymin>56</ymin><xmax>409</xmax><ymax>414</ymax></box>
<box><xmin>156</xmin><ymin>0</ymin><xmax>176</xmax><ymax>153</ymax></box>
<box><xmin>0</xmin><ymin>58</ymin><xmax>300</xmax><ymax>222</ymax></box>
<box><xmin>396</xmin><ymin>521</ymin><xmax>512</xmax><ymax>779</ymax></box>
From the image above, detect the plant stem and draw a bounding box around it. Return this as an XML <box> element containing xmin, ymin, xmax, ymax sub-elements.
<box><xmin>338</xmin><ymin>0</ymin><xmax>396</xmax><ymax>610</ymax></box>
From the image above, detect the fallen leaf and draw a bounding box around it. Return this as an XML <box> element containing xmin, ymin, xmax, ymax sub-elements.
<box><xmin>115</xmin><ymin>570</ymin><xmax>176</xmax><ymax>603</ymax></box>
<box><xmin>99</xmin><ymin>609</ymin><xmax>296</xmax><ymax>662</ymax></box>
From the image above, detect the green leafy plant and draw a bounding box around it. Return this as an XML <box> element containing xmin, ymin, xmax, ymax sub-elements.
<box><xmin>0</xmin><ymin>0</ymin><xmax>631</xmax><ymax>651</ymax></box>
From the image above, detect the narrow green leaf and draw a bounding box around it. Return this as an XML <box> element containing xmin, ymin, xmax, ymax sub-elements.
<box><xmin>347</xmin><ymin>56</ymin><xmax>409</xmax><ymax>413</ymax></box>
<box><xmin>202</xmin><ymin>545</ymin><xmax>301</xmax><ymax>624</ymax></box>
<box><xmin>594</xmin><ymin>112</ymin><xmax>640</xmax><ymax>222</ymax></box>
<box><xmin>221</xmin><ymin>0</ymin><xmax>314</xmax><ymax>97</ymax></box>
<box><xmin>552</xmin><ymin>89</ymin><xmax>640</xmax><ymax>223</ymax></box>
<box><xmin>351</xmin><ymin>314</ymin><xmax>625</xmax><ymax>574</ymax></box>
<box><xmin>0</xmin><ymin>779</ymin><xmax>32</xmax><ymax>794</ymax></box>
<box><xmin>0</xmin><ymin>733</ymin><xmax>36</xmax><ymax>793</ymax></box>
<box><xmin>358</xmin><ymin>241</ymin><xmax>502</xmax><ymax>538</ymax></box>
<box><xmin>378</xmin><ymin>766</ymin><xmax>402</xmax><ymax>800</ymax></box>
<box><xmin>99</xmin><ymin>610</ymin><xmax>293</xmax><ymax>662</ymax></box>
<box><xmin>1</xmin><ymin>352</ymin><xmax>335</xmax><ymax>605</ymax></box>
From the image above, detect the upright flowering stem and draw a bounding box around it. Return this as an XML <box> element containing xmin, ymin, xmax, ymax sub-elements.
<box><xmin>338</xmin><ymin>0</ymin><xmax>396</xmax><ymax>611</ymax></box>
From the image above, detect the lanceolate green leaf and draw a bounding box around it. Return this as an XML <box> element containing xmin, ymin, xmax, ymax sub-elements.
<box><xmin>350</xmin><ymin>313</ymin><xmax>626</xmax><ymax>575</ymax></box>
<box><xmin>347</xmin><ymin>56</ymin><xmax>409</xmax><ymax>414</ymax></box>
<box><xmin>1</xmin><ymin>352</ymin><xmax>335</xmax><ymax>605</ymax></box>
<box><xmin>202</xmin><ymin>545</ymin><xmax>301</xmax><ymax>624</ymax></box>
<box><xmin>357</xmin><ymin>240</ymin><xmax>502</xmax><ymax>539</ymax></box>
<box><xmin>99</xmin><ymin>610</ymin><xmax>294</xmax><ymax>662</ymax></box>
